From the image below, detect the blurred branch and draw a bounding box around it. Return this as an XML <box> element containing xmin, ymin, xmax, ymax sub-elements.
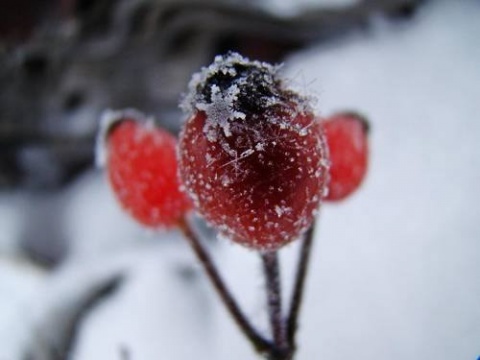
<box><xmin>0</xmin><ymin>0</ymin><xmax>425</xmax><ymax>190</ymax></box>
<box><xmin>287</xmin><ymin>220</ymin><xmax>316</xmax><ymax>347</ymax></box>
<box><xmin>178</xmin><ymin>217</ymin><xmax>273</xmax><ymax>355</ymax></box>
<box><xmin>23</xmin><ymin>274</ymin><xmax>124</xmax><ymax>360</ymax></box>
<box><xmin>261</xmin><ymin>251</ymin><xmax>291</xmax><ymax>360</ymax></box>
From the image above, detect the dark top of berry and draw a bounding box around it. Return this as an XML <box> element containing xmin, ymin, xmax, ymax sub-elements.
<box><xmin>95</xmin><ymin>109</ymin><xmax>152</xmax><ymax>168</ymax></box>
<box><xmin>198</xmin><ymin>59</ymin><xmax>284</xmax><ymax>118</ymax></box>
<box><xmin>340</xmin><ymin>111</ymin><xmax>371</xmax><ymax>135</ymax></box>
<box><xmin>181</xmin><ymin>52</ymin><xmax>311</xmax><ymax>139</ymax></box>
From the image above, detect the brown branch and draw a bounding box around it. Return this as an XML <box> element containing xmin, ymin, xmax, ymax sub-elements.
<box><xmin>287</xmin><ymin>220</ymin><xmax>317</xmax><ymax>347</ymax></box>
<box><xmin>178</xmin><ymin>217</ymin><xmax>272</xmax><ymax>355</ymax></box>
<box><xmin>261</xmin><ymin>251</ymin><xmax>291</xmax><ymax>360</ymax></box>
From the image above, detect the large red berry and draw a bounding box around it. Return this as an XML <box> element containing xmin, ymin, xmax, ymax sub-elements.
<box><xmin>178</xmin><ymin>53</ymin><xmax>329</xmax><ymax>250</ymax></box>
<box><xmin>322</xmin><ymin>112</ymin><xmax>369</xmax><ymax>201</ymax></box>
<box><xmin>99</xmin><ymin>110</ymin><xmax>192</xmax><ymax>228</ymax></box>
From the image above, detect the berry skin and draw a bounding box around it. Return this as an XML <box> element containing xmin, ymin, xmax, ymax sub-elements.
<box><xmin>101</xmin><ymin>111</ymin><xmax>192</xmax><ymax>228</ymax></box>
<box><xmin>321</xmin><ymin>112</ymin><xmax>369</xmax><ymax>201</ymax></box>
<box><xmin>178</xmin><ymin>53</ymin><xmax>329</xmax><ymax>250</ymax></box>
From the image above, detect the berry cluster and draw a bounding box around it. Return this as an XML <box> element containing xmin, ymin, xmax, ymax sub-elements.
<box><xmin>98</xmin><ymin>56</ymin><xmax>369</xmax><ymax>243</ymax></box>
<box><xmin>97</xmin><ymin>52</ymin><xmax>370</xmax><ymax>360</ymax></box>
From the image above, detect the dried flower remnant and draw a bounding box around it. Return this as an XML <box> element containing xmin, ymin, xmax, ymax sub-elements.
<box><xmin>179</xmin><ymin>53</ymin><xmax>329</xmax><ymax>250</ymax></box>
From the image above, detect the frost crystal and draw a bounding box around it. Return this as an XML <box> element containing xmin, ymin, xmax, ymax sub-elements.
<box><xmin>180</xmin><ymin>52</ymin><xmax>313</xmax><ymax>145</ymax></box>
<box><xmin>196</xmin><ymin>84</ymin><xmax>246</xmax><ymax>140</ymax></box>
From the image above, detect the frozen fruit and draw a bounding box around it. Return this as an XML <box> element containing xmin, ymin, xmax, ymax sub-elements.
<box><xmin>321</xmin><ymin>112</ymin><xmax>369</xmax><ymax>201</ymax></box>
<box><xmin>98</xmin><ymin>110</ymin><xmax>192</xmax><ymax>228</ymax></box>
<box><xmin>178</xmin><ymin>53</ymin><xmax>329</xmax><ymax>250</ymax></box>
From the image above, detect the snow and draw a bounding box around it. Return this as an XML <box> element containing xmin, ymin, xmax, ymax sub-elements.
<box><xmin>67</xmin><ymin>240</ymin><xmax>213</xmax><ymax>360</ymax></box>
<box><xmin>282</xmin><ymin>1</ymin><xmax>480</xmax><ymax>359</ymax></box>
<box><xmin>64</xmin><ymin>170</ymin><xmax>144</xmax><ymax>258</ymax></box>
<box><xmin>0</xmin><ymin>259</ymin><xmax>46</xmax><ymax>360</ymax></box>
<box><xmin>1</xmin><ymin>1</ymin><xmax>480</xmax><ymax>359</ymax></box>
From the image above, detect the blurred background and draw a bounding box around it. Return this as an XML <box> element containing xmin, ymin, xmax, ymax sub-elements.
<box><xmin>1</xmin><ymin>0</ymin><xmax>479</xmax><ymax>359</ymax></box>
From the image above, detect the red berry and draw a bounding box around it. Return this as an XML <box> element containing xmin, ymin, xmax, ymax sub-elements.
<box><xmin>99</xmin><ymin>111</ymin><xmax>192</xmax><ymax>228</ymax></box>
<box><xmin>321</xmin><ymin>112</ymin><xmax>369</xmax><ymax>201</ymax></box>
<box><xmin>178</xmin><ymin>53</ymin><xmax>329</xmax><ymax>250</ymax></box>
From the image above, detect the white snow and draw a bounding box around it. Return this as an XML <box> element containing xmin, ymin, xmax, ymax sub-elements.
<box><xmin>64</xmin><ymin>170</ymin><xmax>145</xmax><ymax>258</ymax></box>
<box><xmin>0</xmin><ymin>258</ymin><xmax>46</xmax><ymax>360</ymax></box>
<box><xmin>1</xmin><ymin>1</ymin><xmax>480</xmax><ymax>359</ymax></box>
<box><xmin>282</xmin><ymin>1</ymin><xmax>480</xmax><ymax>359</ymax></box>
<box><xmin>67</xmin><ymin>240</ymin><xmax>213</xmax><ymax>360</ymax></box>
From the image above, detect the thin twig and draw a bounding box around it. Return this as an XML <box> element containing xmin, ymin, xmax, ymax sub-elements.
<box><xmin>287</xmin><ymin>220</ymin><xmax>317</xmax><ymax>346</ymax></box>
<box><xmin>261</xmin><ymin>251</ymin><xmax>290</xmax><ymax>359</ymax></box>
<box><xmin>119</xmin><ymin>344</ymin><xmax>131</xmax><ymax>360</ymax></box>
<box><xmin>178</xmin><ymin>217</ymin><xmax>272</xmax><ymax>354</ymax></box>
<box><xmin>23</xmin><ymin>275</ymin><xmax>124</xmax><ymax>360</ymax></box>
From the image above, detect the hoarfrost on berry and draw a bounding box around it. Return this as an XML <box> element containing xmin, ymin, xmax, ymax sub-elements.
<box><xmin>179</xmin><ymin>52</ymin><xmax>329</xmax><ymax>250</ymax></box>
<box><xmin>101</xmin><ymin>111</ymin><xmax>192</xmax><ymax>228</ymax></box>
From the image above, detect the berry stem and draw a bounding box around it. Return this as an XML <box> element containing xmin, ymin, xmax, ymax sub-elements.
<box><xmin>287</xmin><ymin>219</ymin><xmax>317</xmax><ymax>347</ymax></box>
<box><xmin>178</xmin><ymin>217</ymin><xmax>272</xmax><ymax>355</ymax></box>
<box><xmin>261</xmin><ymin>251</ymin><xmax>291</xmax><ymax>359</ymax></box>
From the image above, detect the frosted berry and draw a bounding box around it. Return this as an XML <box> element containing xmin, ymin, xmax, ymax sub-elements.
<box><xmin>321</xmin><ymin>112</ymin><xmax>369</xmax><ymax>201</ymax></box>
<box><xmin>98</xmin><ymin>110</ymin><xmax>192</xmax><ymax>228</ymax></box>
<box><xmin>178</xmin><ymin>53</ymin><xmax>329</xmax><ymax>250</ymax></box>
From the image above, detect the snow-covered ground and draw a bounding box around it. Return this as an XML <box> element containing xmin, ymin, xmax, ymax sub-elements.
<box><xmin>283</xmin><ymin>2</ymin><xmax>480</xmax><ymax>359</ymax></box>
<box><xmin>1</xmin><ymin>1</ymin><xmax>480</xmax><ymax>359</ymax></box>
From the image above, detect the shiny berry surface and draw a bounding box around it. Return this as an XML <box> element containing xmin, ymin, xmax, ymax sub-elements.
<box><xmin>322</xmin><ymin>112</ymin><xmax>369</xmax><ymax>201</ymax></box>
<box><xmin>179</xmin><ymin>53</ymin><xmax>328</xmax><ymax>250</ymax></box>
<box><xmin>106</xmin><ymin>118</ymin><xmax>191</xmax><ymax>228</ymax></box>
